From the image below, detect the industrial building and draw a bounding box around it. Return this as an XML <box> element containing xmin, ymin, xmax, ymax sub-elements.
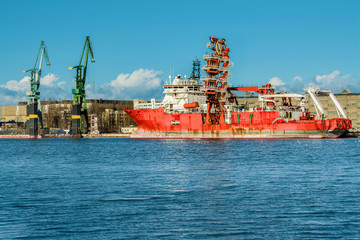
<box><xmin>0</xmin><ymin>99</ymin><xmax>135</xmax><ymax>133</ymax></box>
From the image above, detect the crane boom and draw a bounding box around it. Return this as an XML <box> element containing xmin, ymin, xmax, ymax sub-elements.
<box><xmin>69</xmin><ymin>36</ymin><xmax>95</xmax><ymax>135</ymax></box>
<box><xmin>228</xmin><ymin>84</ymin><xmax>275</xmax><ymax>95</ymax></box>
<box><xmin>228</xmin><ymin>84</ymin><xmax>276</xmax><ymax>107</ymax></box>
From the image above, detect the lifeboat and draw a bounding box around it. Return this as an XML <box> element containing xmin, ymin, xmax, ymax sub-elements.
<box><xmin>183</xmin><ymin>102</ymin><xmax>199</xmax><ymax>109</ymax></box>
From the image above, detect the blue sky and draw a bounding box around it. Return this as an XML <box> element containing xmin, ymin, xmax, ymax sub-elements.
<box><xmin>1</xmin><ymin>0</ymin><xmax>360</xmax><ymax>105</ymax></box>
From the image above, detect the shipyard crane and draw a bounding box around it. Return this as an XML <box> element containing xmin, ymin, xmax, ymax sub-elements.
<box><xmin>69</xmin><ymin>36</ymin><xmax>95</xmax><ymax>135</ymax></box>
<box><xmin>23</xmin><ymin>41</ymin><xmax>50</xmax><ymax>135</ymax></box>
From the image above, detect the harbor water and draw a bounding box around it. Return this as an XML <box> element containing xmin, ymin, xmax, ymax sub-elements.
<box><xmin>0</xmin><ymin>138</ymin><xmax>359</xmax><ymax>239</ymax></box>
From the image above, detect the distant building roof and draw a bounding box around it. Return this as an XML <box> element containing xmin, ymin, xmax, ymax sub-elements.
<box><xmin>18</xmin><ymin>99</ymin><xmax>133</xmax><ymax>106</ymax></box>
<box><xmin>244</xmin><ymin>92</ymin><xmax>254</xmax><ymax>97</ymax></box>
<box><xmin>341</xmin><ymin>89</ymin><xmax>352</xmax><ymax>94</ymax></box>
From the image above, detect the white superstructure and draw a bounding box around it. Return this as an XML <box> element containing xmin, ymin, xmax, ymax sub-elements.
<box><xmin>138</xmin><ymin>75</ymin><xmax>207</xmax><ymax>113</ymax></box>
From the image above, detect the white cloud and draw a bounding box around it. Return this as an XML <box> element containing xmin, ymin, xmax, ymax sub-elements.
<box><xmin>312</xmin><ymin>70</ymin><xmax>357</xmax><ymax>93</ymax></box>
<box><xmin>0</xmin><ymin>73</ymin><xmax>72</xmax><ymax>106</ymax></box>
<box><xmin>0</xmin><ymin>88</ymin><xmax>27</xmax><ymax>106</ymax></box>
<box><xmin>1</xmin><ymin>76</ymin><xmax>29</xmax><ymax>92</ymax></box>
<box><xmin>0</xmin><ymin>73</ymin><xmax>61</xmax><ymax>94</ymax></box>
<box><xmin>287</xmin><ymin>76</ymin><xmax>304</xmax><ymax>93</ymax></box>
<box><xmin>87</xmin><ymin>68</ymin><xmax>163</xmax><ymax>100</ymax></box>
<box><xmin>0</xmin><ymin>68</ymin><xmax>163</xmax><ymax>106</ymax></box>
<box><xmin>315</xmin><ymin>70</ymin><xmax>342</xmax><ymax>84</ymax></box>
<box><xmin>268</xmin><ymin>71</ymin><xmax>359</xmax><ymax>94</ymax></box>
<box><xmin>0</xmin><ymin>76</ymin><xmax>30</xmax><ymax>105</ymax></box>
<box><xmin>108</xmin><ymin>68</ymin><xmax>162</xmax><ymax>89</ymax></box>
<box><xmin>269</xmin><ymin>77</ymin><xmax>285</xmax><ymax>87</ymax></box>
<box><xmin>293</xmin><ymin>76</ymin><xmax>303</xmax><ymax>82</ymax></box>
<box><xmin>41</xmin><ymin>73</ymin><xmax>59</xmax><ymax>87</ymax></box>
<box><xmin>57</xmin><ymin>81</ymin><xmax>67</xmax><ymax>88</ymax></box>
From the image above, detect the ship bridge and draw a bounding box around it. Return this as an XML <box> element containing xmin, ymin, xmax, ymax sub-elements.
<box><xmin>137</xmin><ymin>74</ymin><xmax>207</xmax><ymax>113</ymax></box>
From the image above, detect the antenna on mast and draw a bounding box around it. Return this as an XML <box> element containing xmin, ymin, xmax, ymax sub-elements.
<box><xmin>190</xmin><ymin>57</ymin><xmax>201</xmax><ymax>83</ymax></box>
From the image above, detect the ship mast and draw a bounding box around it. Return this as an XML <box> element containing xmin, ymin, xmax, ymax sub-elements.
<box><xmin>202</xmin><ymin>36</ymin><xmax>230</xmax><ymax>125</ymax></box>
<box><xmin>190</xmin><ymin>58</ymin><xmax>201</xmax><ymax>83</ymax></box>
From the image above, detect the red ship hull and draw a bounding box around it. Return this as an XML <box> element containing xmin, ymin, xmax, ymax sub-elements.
<box><xmin>125</xmin><ymin>108</ymin><xmax>351</xmax><ymax>139</ymax></box>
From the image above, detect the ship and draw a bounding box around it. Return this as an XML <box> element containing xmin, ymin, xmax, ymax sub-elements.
<box><xmin>125</xmin><ymin>36</ymin><xmax>352</xmax><ymax>139</ymax></box>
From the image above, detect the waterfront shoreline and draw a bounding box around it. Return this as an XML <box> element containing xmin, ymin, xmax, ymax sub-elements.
<box><xmin>1</xmin><ymin>131</ymin><xmax>359</xmax><ymax>139</ymax></box>
<box><xmin>82</xmin><ymin>133</ymin><xmax>131</xmax><ymax>138</ymax></box>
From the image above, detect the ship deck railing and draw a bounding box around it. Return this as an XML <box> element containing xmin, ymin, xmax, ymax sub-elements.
<box><xmin>137</xmin><ymin>103</ymin><xmax>163</xmax><ymax>110</ymax></box>
<box><xmin>165</xmin><ymin>80</ymin><xmax>201</xmax><ymax>86</ymax></box>
<box><xmin>201</xmin><ymin>65</ymin><xmax>229</xmax><ymax>72</ymax></box>
<box><xmin>202</xmin><ymin>54</ymin><xmax>230</xmax><ymax>62</ymax></box>
<box><xmin>163</xmin><ymin>89</ymin><xmax>203</xmax><ymax>94</ymax></box>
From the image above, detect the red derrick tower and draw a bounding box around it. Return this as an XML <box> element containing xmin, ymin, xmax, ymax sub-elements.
<box><xmin>202</xmin><ymin>36</ymin><xmax>231</xmax><ymax>125</ymax></box>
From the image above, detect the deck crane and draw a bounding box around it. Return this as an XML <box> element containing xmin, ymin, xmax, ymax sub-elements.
<box><xmin>228</xmin><ymin>84</ymin><xmax>276</xmax><ymax>107</ymax></box>
<box><xmin>23</xmin><ymin>41</ymin><xmax>50</xmax><ymax>136</ymax></box>
<box><xmin>69</xmin><ymin>36</ymin><xmax>95</xmax><ymax>135</ymax></box>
